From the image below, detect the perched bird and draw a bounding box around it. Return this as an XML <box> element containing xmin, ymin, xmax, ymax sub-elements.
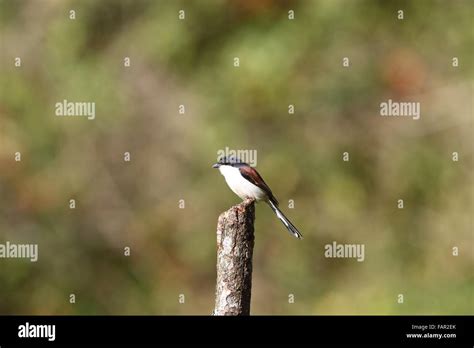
<box><xmin>213</xmin><ymin>156</ymin><xmax>303</xmax><ymax>239</ymax></box>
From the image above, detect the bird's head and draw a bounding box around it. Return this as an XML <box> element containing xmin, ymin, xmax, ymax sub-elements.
<box><xmin>212</xmin><ymin>156</ymin><xmax>246</xmax><ymax>168</ymax></box>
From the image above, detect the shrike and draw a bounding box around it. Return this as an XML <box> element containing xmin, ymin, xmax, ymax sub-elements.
<box><xmin>213</xmin><ymin>156</ymin><xmax>303</xmax><ymax>239</ymax></box>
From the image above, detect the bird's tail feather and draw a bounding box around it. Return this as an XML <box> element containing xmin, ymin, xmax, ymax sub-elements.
<box><xmin>267</xmin><ymin>200</ymin><xmax>303</xmax><ymax>240</ymax></box>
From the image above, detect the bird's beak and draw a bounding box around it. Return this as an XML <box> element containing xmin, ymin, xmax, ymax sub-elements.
<box><xmin>212</xmin><ymin>163</ymin><xmax>220</xmax><ymax>168</ymax></box>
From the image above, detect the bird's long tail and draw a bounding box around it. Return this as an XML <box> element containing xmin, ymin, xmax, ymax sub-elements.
<box><xmin>267</xmin><ymin>200</ymin><xmax>303</xmax><ymax>240</ymax></box>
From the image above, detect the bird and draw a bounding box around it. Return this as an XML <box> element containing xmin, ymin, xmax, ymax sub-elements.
<box><xmin>213</xmin><ymin>156</ymin><xmax>303</xmax><ymax>239</ymax></box>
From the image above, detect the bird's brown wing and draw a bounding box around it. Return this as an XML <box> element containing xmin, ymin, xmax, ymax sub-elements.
<box><xmin>238</xmin><ymin>166</ymin><xmax>279</xmax><ymax>206</ymax></box>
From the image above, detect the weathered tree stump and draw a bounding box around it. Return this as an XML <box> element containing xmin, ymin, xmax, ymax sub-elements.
<box><xmin>214</xmin><ymin>198</ymin><xmax>255</xmax><ymax>315</ymax></box>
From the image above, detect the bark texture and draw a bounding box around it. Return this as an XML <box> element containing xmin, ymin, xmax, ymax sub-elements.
<box><xmin>214</xmin><ymin>198</ymin><xmax>255</xmax><ymax>315</ymax></box>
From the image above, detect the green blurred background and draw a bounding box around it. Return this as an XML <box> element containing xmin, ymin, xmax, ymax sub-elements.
<box><xmin>0</xmin><ymin>0</ymin><xmax>472</xmax><ymax>314</ymax></box>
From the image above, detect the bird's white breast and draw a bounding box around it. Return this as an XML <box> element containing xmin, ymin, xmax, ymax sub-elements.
<box><xmin>218</xmin><ymin>165</ymin><xmax>267</xmax><ymax>201</ymax></box>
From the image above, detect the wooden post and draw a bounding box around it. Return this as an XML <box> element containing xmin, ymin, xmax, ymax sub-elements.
<box><xmin>214</xmin><ymin>198</ymin><xmax>255</xmax><ymax>315</ymax></box>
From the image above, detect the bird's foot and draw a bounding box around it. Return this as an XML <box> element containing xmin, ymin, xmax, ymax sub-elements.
<box><xmin>243</xmin><ymin>197</ymin><xmax>256</xmax><ymax>206</ymax></box>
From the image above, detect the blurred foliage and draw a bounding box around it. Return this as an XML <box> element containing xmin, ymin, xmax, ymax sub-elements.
<box><xmin>0</xmin><ymin>0</ymin><xmax>472</xmax><ymax>314</ymax></box>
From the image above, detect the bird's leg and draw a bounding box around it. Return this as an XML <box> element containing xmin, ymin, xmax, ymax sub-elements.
<box><xmin>235</xmin><ymin>197</ymin><xmax>255</xmax><ymax>213</ymax></box>
<box><xmin>243</xmin><ymin>197</ymin><xmax>256</xmax><ymax>206</ymax></box>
